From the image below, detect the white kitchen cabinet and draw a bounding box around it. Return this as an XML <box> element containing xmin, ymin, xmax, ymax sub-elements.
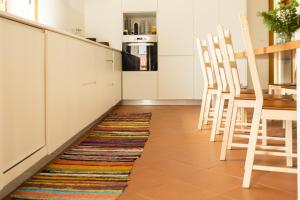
<box><xmin>158</xmin><ymin>56</ymin><xmax>194</xmax><ymax>99</ymax></box>
<box><xmin>122</xmin><ymin>0</ymin><xmax>157</xmax><ymax>12</ymax></box>
<box><xmin>96</xmin><ymin>48</ymin><xmax>115</xmax><ymax>113</ymax></box>
<box><xmin>46</xmin><ymin>31</ymin><xmax>97</xmax><ymax>153</ymax></box>
<box><xmin>218</xmin><ymin>0</ymin><xmax>247</xmax><ymax>86</ymax></box>
<box><xmin>157</xmin><ymin>0</ymin><xmax>194</xmax><ymax>56</ymax></box>
<box><xmin>123</xmin><ymin>72</ymin><xmax>158</xmax><ymax>100</ymax></box>
<box><xmin>46</xmin><ymin>31</ymin><xmax>121</xmax><ymax>154</ymax></box>
<box><xmin>85</xmin><ymin>0</ymin><xmax>123</xmax><ymax>50</ymax></box>
<box><xmin>193</xmin><ymin>0</ymin><xmax>218</xmax><ymax>99</ymax></box>
<box><xmin>0</xmin><ymin>18</ymin><xmax>46</xmax><ymax>186</ymax></box>
<box><xmin>113</xmin><ymin>52</ymin><xmax>122</xmax><ymax>104</ymax></box>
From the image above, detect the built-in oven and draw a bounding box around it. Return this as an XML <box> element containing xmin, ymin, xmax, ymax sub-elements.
<box><xmin>122</xmin><ymin>35</ymin><xmax>158</xmax><ymax>71</ymax></box>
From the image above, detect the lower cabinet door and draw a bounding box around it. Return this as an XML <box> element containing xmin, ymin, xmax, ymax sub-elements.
<box><xmin>123</xmin><ymin>71</ymin><xmax>158</xmax><ymax>100</ymax></box>
<box><xmin>158</xmin><ymin>56</ymin><xmax>194</xmax><ymax>99</ymax></box>
<box><xmin>113</xmin><ymin>52</ymin><xmax>122</xmax><ymax>104</ymax></box>
<box><xmin>0</xmin><ymin>19</ymin><xmax>46</xmax><ymax>174</ymax></box>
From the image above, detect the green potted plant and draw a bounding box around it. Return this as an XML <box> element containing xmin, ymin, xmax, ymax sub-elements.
<box><xmin>259</xmin><ymin>0</ymin><xmax>300</xmax><ymax>43</ymax></box>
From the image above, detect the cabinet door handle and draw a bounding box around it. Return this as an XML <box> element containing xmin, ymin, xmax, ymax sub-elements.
<box><xmin>106</xmin><ymin>60</ymin><xmax>114</xmax><ymax>63</ymax></box>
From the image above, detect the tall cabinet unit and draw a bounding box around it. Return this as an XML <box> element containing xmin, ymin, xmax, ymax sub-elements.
<box><xmin>122</xmin><ymin>0</ymin><xmax>157</xmax><ymax>12</ymax></box>
<box><xmin>85</xmin><ymin>0</ymin><xmax>123</xmax><ymax>50</ymax></box>
<box><xmin>0</xmin><ymin>18</ymin><xmax>46</xmax><ymax>189</ymax></box>
<box><xmin>157</xmin><ymin>0</ymin><xmax>194</xmax><ymax>99</ymax></box>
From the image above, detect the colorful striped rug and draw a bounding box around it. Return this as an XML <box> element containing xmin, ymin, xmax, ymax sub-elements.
<box><xmin>11</xmin><ymin>113</ymin><xmax>152</xmax><ymax>200</ymax></box>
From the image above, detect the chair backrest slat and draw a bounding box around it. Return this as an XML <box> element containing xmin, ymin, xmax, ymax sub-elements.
<box><xmin>239</xmin><ymin>13</ymin><xmax>263</xmax><ymax>101</ymax></box>
<box><xmin>196</xmin><ymin>38</ymin><xmax>216</xmax><ymax>88</ymax></box>
<box><xmin>217</xmin><ymin>26</ymin><xmax>237</xmax><ymax>96</ymax></box>
<box><xmin>207</xmin><ymin>34</ymin><xmax>228</xmax><ymax>92</ymax></box>
<box><xmin>217</xmin><ymin>26</ymin><xmax>243</xmax><ymax>96</ymax></box>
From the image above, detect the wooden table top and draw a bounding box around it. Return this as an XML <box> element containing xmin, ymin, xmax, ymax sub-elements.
<box><xmin>235</xmin><ymin>40</ymin><xmax>300</xmax><ymax>58</ymax></box>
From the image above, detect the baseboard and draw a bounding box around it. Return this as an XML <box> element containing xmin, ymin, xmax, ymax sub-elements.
<box><xmin>0</xmin><ymin>102</ymin><xmax>120</xmax><ymax>199</ymax></box>
<box><xmin>121</xmin><ymin>99</ymin><xmax>201</xmax><ymax>106</ymax></box>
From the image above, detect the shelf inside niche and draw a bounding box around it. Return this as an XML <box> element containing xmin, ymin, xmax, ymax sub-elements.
<box><xmin>123</xmin><ymin>12</ymin><xmax>157</xmax><ymax>35</ymax></box>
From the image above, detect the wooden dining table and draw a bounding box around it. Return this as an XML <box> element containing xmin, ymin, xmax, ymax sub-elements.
<box><xmin>235</xmin><ymin>40</ymin><xmax>300</xmax><ymax>86</ymax></box>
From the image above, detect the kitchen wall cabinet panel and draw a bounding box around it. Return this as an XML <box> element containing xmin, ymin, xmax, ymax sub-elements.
<box><xmin>193</xmin><ymin>0</ymin><xmax>218</xmax><ymax>99</ymax></box>
<box><xmin>123</xmin><ymin>72</ymin><xmax>158</xmax><ymax>100</ymax></box>
<box><xmin>0</xmin><ymin>18</ymin><xmax>46</xmax><ymax>188</ymax></box>
<box><xmin>218</xmin><ymin>0</ymin><xmax>247</xmax><ymax>86</ymax></box>
<box><xmin>85</xmin><ymin>0</ymin><xmax>123</xmax><ymax>50</ymax></box>
<box><xmin>157</xmin><ymin>0</ymin><xmax>194</xmax><ymax>56</ymax></box>
<box><xmin>122</xmin><ymin>0</ymin><xmax>157</xmax><ymax>12</ymax></box>
<box><xmin>158</xmin><ymin>56</ymin><xmax>194</xmax><ymax>99</ymax></box>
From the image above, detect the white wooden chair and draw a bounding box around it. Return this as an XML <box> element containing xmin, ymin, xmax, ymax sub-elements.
<box><xmin>239</xmin><ymin>12</ymin><xmax>297</xmax><ymax>188</ymax></box>
<box><xmin>207</xmin><ymin>33</ymin><xmax>267</xmax><ymax>143</ymax></box>
<box><xmin>196</xmin><ymin>39</ymin><xmax>218</xmax><ymax>130</ymax></box>
<box><xmin>215</xmin><ymin>24</ymin><xmax>295</xmax><ymax>161</ymax></box>
<box><xmin>206</xmin><ymin>34</ymin><xmax>230</xmax><ymax>141</ymax></box>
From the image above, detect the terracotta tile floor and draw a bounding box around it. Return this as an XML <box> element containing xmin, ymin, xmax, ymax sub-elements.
<box><xmin>112</xmin><ymin>105</ymin><xmax>297</xmax><ymax>200</ymax></box>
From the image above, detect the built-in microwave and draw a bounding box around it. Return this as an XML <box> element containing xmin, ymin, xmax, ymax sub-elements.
<box><xmin>122</xmin><ymin>35</ymin><xmax>158</xmax><ymax>71</ymax></box>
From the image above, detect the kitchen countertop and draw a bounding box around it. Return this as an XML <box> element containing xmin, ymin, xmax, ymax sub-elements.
<box><xmin>0</xmin><ymin>11</ymin><xmax>121</xmax><ymax>52</ymax></box>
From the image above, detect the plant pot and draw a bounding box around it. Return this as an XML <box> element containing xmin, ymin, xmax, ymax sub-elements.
<box><xmin>276</xmin><ymin>33</ymin><xmax>294</xmax><ymax>44</ymax></box>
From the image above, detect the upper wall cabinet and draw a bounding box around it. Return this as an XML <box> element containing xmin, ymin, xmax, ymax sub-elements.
<box><xmin>85</xmin><ymin>0</ymin><xmax>123</xmax><ymax>50</ymax></box>
<box><xmin>157</xmin><ymin>0</ymin><xmax>194</xmax><ymax>56</ymax></box>
<box><xmin>122</xmin><ymin>0</ymin><xmax>157</xmax><ymax>12</ymax></box>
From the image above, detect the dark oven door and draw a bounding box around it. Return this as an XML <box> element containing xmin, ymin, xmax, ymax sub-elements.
<box><xmin>122</xmin><ymin>42</ymin><xmax>157</xmax><ymax>71</ymax></box>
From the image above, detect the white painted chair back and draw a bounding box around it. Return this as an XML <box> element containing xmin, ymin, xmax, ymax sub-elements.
<box><xmin>207</xmin><ymin>34</ymin><xmax>228</xmax><ymax>93</ymax></box>
<box><xmin>239</xmin><ymin>13</ymin><xmax>263</xmax><ymax>101</ymax></box>
<box><xmin>217</xmin><ymin>26</ymin><xmax>243</xmax><ymax>96</ymax></box>
<box><xmin>196</xmin><ymin>38</ymin><xmax>216</xmax><ymax>88</ymax></box>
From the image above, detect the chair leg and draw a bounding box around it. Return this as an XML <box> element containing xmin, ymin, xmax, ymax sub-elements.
<box><xmin>198</xmin><ymin>89</ymin><xmax>208</xmax><ymax>130</ymax></box>
<box><xmin>240</xmin><ymin>108</ymin><xmax>245</xmax><ymax>128</ymax></box>
<box><xmin>242</xmin><ymin>107</ymin><xmax>262</xmax><ymax>188</ymax></box>
<box><xmin>210</xmin><ymin>94</ymin><xmax>222</xmax><ymax>142</ymax></box>
<box><xmin>227</xmin><ymin>105</ymin><xmax>238</xmax><ymax>150</ymax></box>
<box><xmin>204</xmin><ymin>93</ymin><xmax>212</xmax><ymax>125</ymax></box>
<box><xmin>286</xmin><ymin>120</ymin><xmax>293</xmax><ymax>167</ymax></box>
<box><xmin>220</xmin><ymin>99</ymin><xmax>234</xmax><ymax>161</ymax></box>
<box><xmin>244</xmin><ymin>109</ymin><xmax>248</xmax><ymax>127</ymax></box>
<box><xmin>216</xmin><ymin>98</ymin><xmax>225</xmax><ymax>135</ymax></box>
<box><xmin>262</xmin><ymin>119</ymin><xmax>267</xmax><ymax>146</ymax></box>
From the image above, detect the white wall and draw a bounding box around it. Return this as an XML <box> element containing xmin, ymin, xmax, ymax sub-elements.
<box><xmin>84</xmin><ymin>0</ymin><xmax>123</xmax><ymax>50</ymax></box>
<box><xmin>6</xmin><ymin>0</ymin><xmax>35</xmax><ymax>21</ymax></box>
<box><xmin>39</xmin><ymin>0</ymin><xmax>85</xmax><ymax>35</ymax></box>
<box><xmin>247</xmin><ymin>0</ymin><xmax>269</xmax><ymax>89</ymax></box>
<box><xmin>194</xmin><ymin>0</ymin><xmax>247</xmax><ymax>98</ymax></box>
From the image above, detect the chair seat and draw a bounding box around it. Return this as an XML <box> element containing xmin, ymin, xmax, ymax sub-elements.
<box><xmin>241</xmin><ymin>89</ymin><xmax>255</xmax><ymax>94</ymax></box>
<box><xmin>270</xmin><ymin>83</ymin><xmax>296</xmax><ymax>88</ymax></box>
<box><xmin>263</xmin><ymin>99</ymin><xmax>296</xmax><ymax>110</ymax></box>
<box><xmin>235</xmin><ymin>93</ymin><xmax>293</xmax><ymax>101</ymax></box>
<box><xmin>221</xmin><ymin>88</ymin><xmax>266</xmax><ymax>94</ymax></box>
<box><xmin>208</xmin><ymin>84</ymin><xmax>218</xmax><ymax>90</ymax></box>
